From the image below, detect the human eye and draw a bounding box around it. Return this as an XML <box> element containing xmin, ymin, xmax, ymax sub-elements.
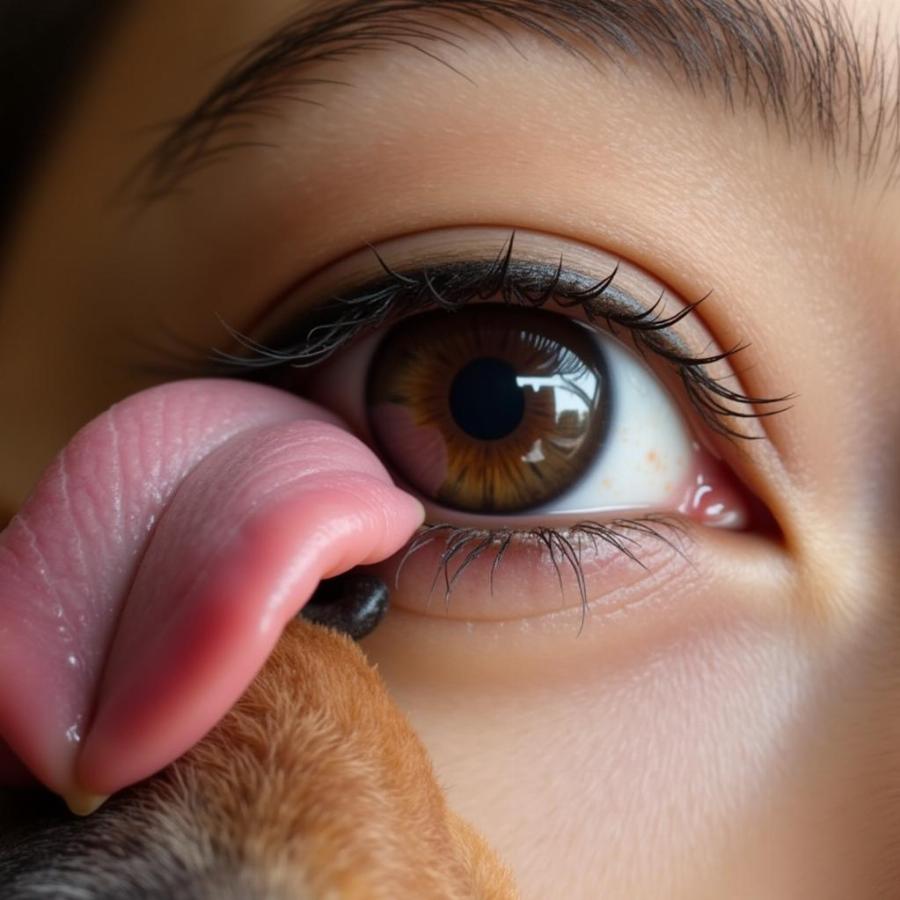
<box><xmin>212</xmin><ymin>226</ymin><xmax>788</xmax><ymax>625</ymax></box>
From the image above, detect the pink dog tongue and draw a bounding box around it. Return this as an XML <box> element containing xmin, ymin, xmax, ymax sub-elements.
<box><xmin>0</xmin><ymin>380</ymin><xmax>422</xmax><ymax>809</ymax></box>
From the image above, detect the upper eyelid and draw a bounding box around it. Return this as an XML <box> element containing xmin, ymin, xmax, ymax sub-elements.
<box><xmin>212</xmin><ymin>247</ymin><xmax>655</xmax><ymax>369</ymax></box>
<box><xmin>210</xmin><ymin>237</ymin><xmax>793</xmax><ymax>441</ymax></box>
<box><xmin>213</xmin><ymin>235</ymin><xmax>673</xmax><ymax>366</ymax></box>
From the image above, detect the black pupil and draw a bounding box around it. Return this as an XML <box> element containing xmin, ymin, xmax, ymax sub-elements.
<box><xmin>449</xmin><ymin>357</ymin><xmax>526</xmax><ymax>440</ymax></box>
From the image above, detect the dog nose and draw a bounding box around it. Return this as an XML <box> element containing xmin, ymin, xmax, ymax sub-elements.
<box><xmin>300</xmin><ymin>572</ymin><xmax>390</xmax><ymax>640</ymax></box>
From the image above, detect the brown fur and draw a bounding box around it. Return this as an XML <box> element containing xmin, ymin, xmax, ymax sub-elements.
<box><xmin>0</xmin><ymin>619</ymin><xmax>518</xmax><ymax>896</ymax></box>
<box><xmin>151</xmin><ymin>617</ymin><xmax>519</xmax><ymax>898</ymax></box>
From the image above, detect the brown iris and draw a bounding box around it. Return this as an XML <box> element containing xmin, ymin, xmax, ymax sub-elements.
<box><xmin>367</xmin><ymin>305</ymin><xmax>611</xmax><ymax>514</ymax></box>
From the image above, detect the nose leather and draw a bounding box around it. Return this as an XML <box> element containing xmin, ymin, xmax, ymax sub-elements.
<box><xmin>301</xmin><ymin>572</ymin><xmax>390</xmax><ymax>641</ymax></box>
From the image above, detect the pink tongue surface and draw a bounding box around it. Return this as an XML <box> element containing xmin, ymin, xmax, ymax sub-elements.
<box><xmin>0</xmin><ymin>380</ymin><xmax>422</xmax><ymax>801</ymax></box>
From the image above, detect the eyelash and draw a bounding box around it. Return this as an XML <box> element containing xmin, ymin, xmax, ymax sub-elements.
<box><xmin>205</xmin><ymin>233</ymin><xmax>788</xmax><ymax>616</ymax></box>
<box><xmin>213</xmin><ymin>234</ymin><xmax>790</xmax><ymax>439</ymax></box>
<box><xmin>397</xmin><ymin>517</ymin><xmax>689</xmax><ymax>633</ymax></box>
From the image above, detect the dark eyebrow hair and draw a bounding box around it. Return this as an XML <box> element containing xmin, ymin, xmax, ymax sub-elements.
<box><xmin>130</xmin><ymin>0</ymin><xmax>900</xmax><ymax>200</ymax></box>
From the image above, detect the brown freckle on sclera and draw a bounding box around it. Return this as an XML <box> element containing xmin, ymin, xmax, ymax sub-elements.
<box><xmin>646</xmin><ymin>450</ymin><xmax>665</xmax><ymax>473</ymax></box>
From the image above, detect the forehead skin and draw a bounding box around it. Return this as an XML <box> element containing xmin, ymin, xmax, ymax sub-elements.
<box><xmin>0</xmin><ymin>1</ymin><xmax>899</xmax><ymax>898</ymax></box>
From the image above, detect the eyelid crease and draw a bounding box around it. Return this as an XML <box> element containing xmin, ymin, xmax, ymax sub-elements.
<box><xmin>210</xmin><ymin>232</ymin><xmax>793</xmax><ymax>441</ymax></box>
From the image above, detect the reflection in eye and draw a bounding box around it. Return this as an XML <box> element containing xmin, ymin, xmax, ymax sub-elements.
<box><xmin>215</xmin><ymin>229</ymin><xmax>785</xmax><ymax>617</ymax></box>
<box><xmin>366</xmin><ymin>304</ymin><xmax>694</xmax><ymax>519</ymax></box>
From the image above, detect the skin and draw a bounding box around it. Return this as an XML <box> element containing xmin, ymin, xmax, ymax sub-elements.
<box><xmin>1</xmin><ymin>1</ymin><xmax>899</xmax><ymax>897</ymax></box>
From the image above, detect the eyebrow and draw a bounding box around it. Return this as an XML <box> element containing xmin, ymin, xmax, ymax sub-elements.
<box><xmin>130</xmin><ymin>0</ymin><xmax>900</xmax><ymax>200</ymax></box>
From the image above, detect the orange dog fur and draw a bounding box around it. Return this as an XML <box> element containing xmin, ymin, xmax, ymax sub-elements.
<box><xmin>1</xmin><ymin>618</ymin><xmax>519</xmax><ymax>898</ymax></box>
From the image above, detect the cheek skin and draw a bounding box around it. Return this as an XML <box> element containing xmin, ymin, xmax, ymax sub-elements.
<box><xmin>363</xmin><ymin>590</ymin><xmax>812</xmax><ymax>898</ymax></box>
<box><xmin>362</xmin><ymin>543</ymin><xmax>900</xmax><ymax>898</ymax></box>
<box><xmin>714</xmin><ymin>599</ymin><xmax>900</xmax><ymax>898</ymax></box>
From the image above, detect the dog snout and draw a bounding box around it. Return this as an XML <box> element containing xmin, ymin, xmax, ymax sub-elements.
<box><xmin>1</xmin><ymin>619</ymin><xmax>517</xmax><ymax>899</ymax></box>
<box><xmin>299</xmin><ymin>573</ymin><xmax>390</xmax><ymax>641</ymax></box>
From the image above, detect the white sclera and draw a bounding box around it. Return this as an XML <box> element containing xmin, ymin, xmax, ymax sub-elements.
<box><xmin>528</xmin><ymin>328</ymin><xmax>693</xmax><ymax>517</ymax></box>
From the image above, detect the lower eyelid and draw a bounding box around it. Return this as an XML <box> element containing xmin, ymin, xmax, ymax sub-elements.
<box><xmin>359</xmin><ymin>442</ymin><xmax>757</xmax><ymax>623</ymax></box>
<box><xmin>362</xmin><ymin>517</ymin><xmax>693</xmax><ymax>623</ymax></box>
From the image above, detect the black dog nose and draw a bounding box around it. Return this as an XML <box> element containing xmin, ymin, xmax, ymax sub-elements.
<box><xmin>300</xmin><ymin>572</ymin><xmax>390</xmax><ymax>641</ymax></box>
